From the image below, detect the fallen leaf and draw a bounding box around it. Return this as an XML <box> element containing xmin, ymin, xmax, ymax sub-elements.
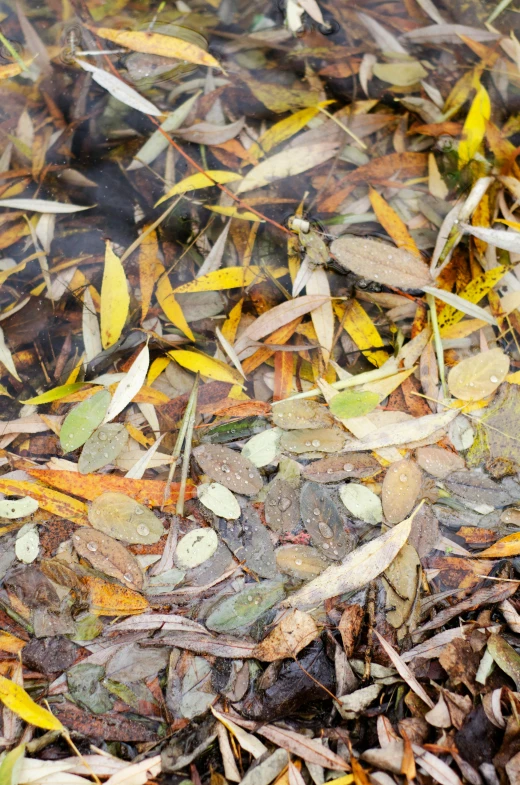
<box><xmin>0</xmin><ymin>675</ymin><xmax>64</xmax><ymax>731</ymax></box>
<box><xmin>100</xmin><ymin>242</ymin><xmax>130</xmax><ymax>349</ymax></box>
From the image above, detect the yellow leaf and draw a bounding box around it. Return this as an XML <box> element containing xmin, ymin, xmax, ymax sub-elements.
<box><xmin>221</xmin><ymin>297</ymin><xmax>243</xmax><ymax>343</ymax></box>
<box><xmin>248</xmin><ymin>102</ymin><xmax>334</xmax><ymax>160</ymax></box>
<box><xmin>0</xmin><ymin>675</ymin><xmax>64</xmax><ymax>731</ymax></box>
<box><xmin>172</xmin><ymin>266</ymin><xmax>287</xmax><ymax>294</ymax></box>
<box><xmin>0</xmin><ymin>479</ymin><xmax>89</xmax><ymax>526</ymax></box>
<box><xmin>204</xmin><ymin>205</ymin><xmax>264</xmax><ymax>222</ymax></box>
<box><xmin>155</xmin><ymin>170</ymin><xmax>242</xmax><ymax>206</ymax></box>
<box><xmin>125</xmin><ymin>422</ymin><xmax>154</xmax><ymax>447</ymax></box>
<box><xmin>438</xmin><ymin>266</ymin><xmax>507</xmax><ymax>333</ymax></box>
<box><xmin>138</xmin><ymin>227</ymin><xmax>158</xmax><ymax>321</ymax></box>
<box><xmin>147</xmin><ymin>356</ymin><xmax>171</xmax><ymax>385</ymax></box>
<box><xmin>168</xmin><ymin>349</ymin><xmax>244</xmax><ymax>385</ymax></box>
<box><xmin>156</xmin><ymin>265</ymin><xmax>195</xmax><ymax>342</ymax></box>
<box><xmin>0</xmin><ymin>63</ymin><xmax>23</xmax><ymax>80</ymax></box>
<box><xmin>100</xmin><ymin>242</ymin><xmax>130</xmax><ymax>349</ymax></box>
<box><xmin>19</xmin><ymin>383</ymin><xmax>87</xmax><ymax>404</ymax></box>
<box><xmin>507</xmin><ymin>370</ymin><xmax>520</xmax><ymax>384</ymax></box>
<box><xmin>88</xmin><ymin>26</ymin><xmax>221</xmax><ymax>70</ymax></box>
<box><xmin>368</xmin><ymin>188</ymin><xmax>421</xmax><ymax>257</ymax></box>
<box><xmin>458</xmin><ymin>83</ymin><xmax>491</xmax><ymax>167</ymax></box>
<box><xmin>334</xmin><ymin>301</ymin><xmax>389</xmax><ymax>367</ymax></box>
<box><xmin>441</xmin><ymin>319</ymin><xmax>488</xmax><ymax>339</ymax></box>
<box><xmin>474</xmin><ymin>532</ymin><xmax>520</xmax><ymax>558</ymax></box>
<box><xmin>0</xmin><ymin>632</ymin><xmax>26</xmax><ymax>654</ymax></box>
<box><xmin>82</xmin><ymin>575</ymin><xmax>149</xmax><ymax>616</ymax></box>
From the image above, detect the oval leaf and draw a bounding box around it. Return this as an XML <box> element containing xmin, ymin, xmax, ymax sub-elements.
<box><xmin>60</xmin><ymin>389</ymin><xmax>111</xmax><ymax>453</ymax></box>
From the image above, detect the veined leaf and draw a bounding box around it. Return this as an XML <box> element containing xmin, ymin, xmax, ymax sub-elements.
<box><xmin>334</xmin><ymin>300</ymin><xmax>389</xmax><ymax>367</ymax></box>
<box><xmin>156</xmin><ymin>265</ymin><xmax>195</xmax><ymax>341</ymax></box>
<box><xmin>0</xmin><ymin>676</ymin><xmax>64</xmax><ymax>731</ymax></box>
<box><xmin>100</xmin><ymin>242</ymin><xmax>130</xmax><ymax>349</ymax></box>
<box><xmin>60</xmin><ymin>389</ymin><xmax>111</xmax><ymax>453</ymax></box>
<box><xmin>437</xmin><ymin>266</ymin><xmax>507</xmax><ymax>332</ymax></box>
<box><xmin>0</xmin><ymin>479</ymin><xmax>89</xmax><ymax>525</ymax></box>
<box><xmin>156</xmin><ymin>170</ymin><xmax>242</xmax><ymax>206</ymax></box>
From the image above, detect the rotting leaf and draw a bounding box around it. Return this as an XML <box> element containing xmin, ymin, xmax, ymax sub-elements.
<box><xmin>194</xmin><ymin>444</ymin><xmax>263</xmax><ymax>496</ymax></box>
<box><xmin>330</xmin><ymin>236</ymin><xmax>432</xmax><ymax>290</ymax></box>
<box><xmin>88</xmin><ymin>492</ymin><xmax>165</xmax><ymax>544</ymax></box>
<box><xmin>72</xmin><ymin>528</ymin><xmax>144</xmax><ymax>590</ymax></box>
<box><xmin>487</xmin><ymin>635</ymin><xmax>520</xmax><ymax>690</ymax></box>
<box><xmin>300</xmin><ymin>482</ymin><xmax>351</xmax><ymax>560</ymax></box>
<box><xmin>253</xmin><ymin>609</ymin><xmax>319</xmax><ymax>662</ymax></box>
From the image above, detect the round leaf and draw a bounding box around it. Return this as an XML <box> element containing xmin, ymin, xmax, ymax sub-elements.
<box><xmin>339</xmin><ymin>483</ymin><xmax>382</xmax><ymax>524</ymax></box>
<box><xmin>88</xmin><ymin>492</ymin><xmax>164</xmax><ymax>544</ymax></box>
<box><xmin>174</xmin><ymin>528</ymin><xmax>218</xmax><ymax>569</ymax></box>
<box><xmin>448</xmin><ymin>348</ymin><xmax>509</xmax><ymax>401</ymax></box>
<box><xmin>198</xmin><ymin>482</ymin><xmax>240</xmax><ymax>519</ymax></box>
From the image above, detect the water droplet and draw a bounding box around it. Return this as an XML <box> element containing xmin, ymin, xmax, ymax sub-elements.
<box><xmin>313</xmin><ymin>508</ymin><xmax>320</xmax><ymax>516</ymax></box>
<box><xmin>134</xmin><ymin>506</ymin><xmax>144</xmax><ymax>515</ymax></box>
<box><xmin>305</xmin><ymin>441</ymin><xmax>311</xmax><ymax>447</ymax></box>
<box><xmin>249</xmin><ymin>472</ymin><xmax>255</xmax><ymax>479</ymax></box>
<box><xmin>247</xmin><ymin>594</ymin><xmax>253</xmax><ymax>602</ymax></box>
<box><xmin>322</xmin><ymin>542</ymin><xmax>330</xmax><ymax>550</ymax></box>
<box><xmin>123</xmin><ymin>573</ymin><xmax>133</xmax><ymax>582</ymax></box>
<box><xmin>490</xmin><ymin>375</ymin><xmax>498</xmax><ymax>383</ymax></box>
<box><xmin>399</xmin><ymin>473</ymin><xmax>408</xmax><ymax>483</ymax></box>
<box><xmin>221</xmin><ymin>463</ymin><xmax>230</xmax><ymax>473</ymax></box>
<box><xmin>279</xmin><ymin>497</ymin><xmax>292</xmax><ymax>512</ymax></box>
<box><xmin>311</xmin><ymin>439</ymin><xmax>321</xmax><ymax>447</ymax></box>
<box><xmin>318</xmin><ymin>521</ymin><xmax>333</xmax><ymax>538</ymax></box>
<box><xmin>98</xmin><ymin>432</ymin><xmax>107</xmax><ymax>441</ymax></box>
<box><xmin>295</xmin><ymin>559</ymin><xmax>302</xmax><ymax>566</ymax></box>
<box><xmin>343</xmin><ymin>463</ymin><xmax>354</xmax><ymax>472</ymax></box>
<box><xmin>87</xmin><ymin>541</ymin><xmax>97</xmax><ymax>552</ymax></box>
<box><xmin>137</xmin><ymin>523</ymin><xmax>150</xmax><ymax>536</ymax></box>
<box><xmin>235</xmin><ymin>473</ymin><xmax>241</xmax><ymax>480</ymax></box>
<box><xmin>388</xmin><ymin>254</ymin><xmax>393</xmax><ymax>260</ymax></box>
<box><xmin>327</xmin><ymin>468</ymin><xmax>334</xmax><ymax>474</ymax></box>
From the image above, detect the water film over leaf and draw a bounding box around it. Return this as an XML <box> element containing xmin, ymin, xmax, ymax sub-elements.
<box><xmin>88</xmin><ymin>492</ymin><xmax>165</xmax><ymax>544</ymax></box>
<box><xmin>264</xmin><ymin>478</ymin><xmax>300</xmax><ymax>533</ymax></box>
<box><xmin>276</xmin><ymin>544</ymin><xmax>329</xmax><ymax>580</ymax></box>
<box><xmin>280</xmin><ymin>427</ymin><xmax>346</xmax><ymax>454</ymax></box>
<box><xmin>303</xmin><ymin>453</ymin><xmax>381</xmax><ymax>484</ymax></box>
<box><xmin>300</xmin><ymin>482</ymin><xmax>351</xmax><ymax>560</ymax></box>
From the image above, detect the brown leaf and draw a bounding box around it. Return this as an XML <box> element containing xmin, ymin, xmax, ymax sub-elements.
<box><xmin>338</xmin><ymin>604</ymin><xmax>364</xmax><ymax>657</ymax></box>
<box><xmin>330</xmin><ymin>236</ymin><xmax>432</xmax><ymax>290</ymax></box>
<box><xmin>253</xmin><ymin>609</ymin><xmax>319</xmax><ymax>662</ymax></box>
<box><xmin>71</xmin><ymin>528</ymin><xmax>144</xmax><ymax>590</ymax></box>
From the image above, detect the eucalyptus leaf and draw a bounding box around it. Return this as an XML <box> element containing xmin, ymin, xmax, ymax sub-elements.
<box><xmin>78</xmin><ymin>423</ymin><xmax>129</xmax><ymax>474</ymax></box>
<box><xmin>339</xmin><ymin>483</ymin><xmax>383</xmax><ymax>524</ymax></box>
<box><xmin>198</xmin><ymin>482</ymin><xmax>241</xmax><ymax>519</ymax></box>
<box><xmin>242</xmin><ymin>428</ymin><xmax>282</xmax><ymax>467</ymax></box>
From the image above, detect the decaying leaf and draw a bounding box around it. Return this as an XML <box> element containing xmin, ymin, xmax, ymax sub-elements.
<box><xmin>253</xmin><ymin>609</ymin><xmax>319</xmax><ymax>661</ymax></box>
<box><xmin>72</xmin><ymin>528</ymin><xmax>144</xmax><ymax>590</ymax></box>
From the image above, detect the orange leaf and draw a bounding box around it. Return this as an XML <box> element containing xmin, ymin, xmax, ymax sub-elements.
<box><xmin>274</xmin><ymin>351</ymin><xmax>295</xmax><ymax>401</ymax></box>
<box><xmin>0</xmin><ymin>479</ymin><xmax>88</xmax><ymax>525</ymax></box>
<box><xmin>341</xmin><ymin>152</ymin><xmax>427</xmax><ymax>185</ymax></box>
<box><xmin>81</xmin><ymin>575</ymin><xmax>149</xmax><ymax>616</ymax></box>
<box><xmin>368</xmin><ymin>188</ymin><xmax>421</xmax><ymax>257</ymax></box>
<box><xmin>473</xmin><ymin>533</ymin><xmax>520</xmax><ymax>559</ymax></box>
<box><xmin>0</xmin><ymin>632</ymin><xmax>26</xmax><ymax>653</ymax></box>
<box><xmin>28</xmin><ymin>470</ymin><xmax>196</xmax><ymax>507</ymax></box>
<box><xmin>139</xmin><ymin>228</ymin><xmax>159</xmax><ymax>322</ymax></box>
<box><xmin>242</xmin><ymin>317</ymin><xmax>302</xmax><ymax>374</ymax></box>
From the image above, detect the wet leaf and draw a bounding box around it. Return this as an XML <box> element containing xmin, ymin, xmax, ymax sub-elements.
<box><xmin>15</xmin><ymin>525</ymin><xmax>39</xmax><ymax>564</ymax></box>
<box><xmin>264</xmin><ymin>478</ymin><xmax>300</xmax><ymax>533</ymax></box>
<box><xmin>82</xmin><ymin>575</ymin><xmax>149</xmax><ymax>616</ymax></box>
<box><xmin>0</xmin><ymin>742</ymin><xmax>25</xmax><ymax>785</ymax></box>
<box><xmin>0</xmin><ymin>479</ymin><xmax>89</xmax><ymax>526</ymax></box>
<box><xmin>194</xmin><ymin>444</ymin><xmax>263</xmax><ymax>495</ymax></box>
<box><xmin>169</xmin><ymin>349</ymin><xmax>245</xmax><ymax>386</ymax></box>
<box><xmin>329</xmin><ymin>390</ymin><xmax>380</xmax><ymax>419</ymax></box>
<box><xmin>339</xmin><ymin>483</ymin><xmax>383</xmax><ymax>524</ymax></box>
<box><xmin>281</xmin><ymin>427</ymin><xmax>346</xmax><ymax>454</ymax></box>
<box><xmin>448</xmin><ymin>348</ymin><xmax>509</xmax><ymax>401</ymax></box>
<box><xmin>240</xmin><ymin>502</ymin><xmax>278</xmax><ymax>578</ymax></box>
<box><xmin>382</xmin><ymin>460</ymin><xmax>423</xmax><ymax>524</ymax></box>
<box><xmin>76</xmin><ymin>58</ymin><xmax>162</xmax><ymax>116</ymax></box>
<box><xmin>330</xmin><ymin>236</ymin><xmax>432</xmax><ymax>290</ymax></box>
<box><xmin>100</xmin><ymin>242</ymin><xmax>130</xmax><ymax>350</ymax></box>
<box><xmin>300</xmin><ymin>482</ymin><xmax>350</xmax><ymax>560</ymax></box>
<box><xmin>72</xmin><ymin>528</ymin><xmax>144</xmax><ymax>590</ymax></box>
<box><xmin>0</xmin><ymin>199</ymin><xmax>92</xmax><ymax>213</ymax></box>
<box><xmin>408</xmin><ymin>503</ymin><xmax>440</xmax><ymax>558</ymax></box>
<box><xmin>174</xmin><ymin>528</ymin><xmax>218</xmax><ymax>569</ymax></box>
<box><xmin>458</xmin><ymin>83</ymin><xmax>491</xmax><ymax>166</ymax></box>
<box><xmin>303</xmin><ymin>453</ymin><xmax>381</xmax><ymax>484</ymax></box>
<box><xmin>105</xmin><ymin>344</ymin><xmax>149</xmax><ymax>423</ymax></box>
<box><xmin>272</xmin><ymin>399</ymin><xmax>334</xmax><ymax>430</ymax></box>
<box><xmin>20</xmin><ymin>382</ymin><xmax>87</xmax><ymax>404</ymax></box>
<box><xmin>88</xmin><ymin>492</ymin><xmax>165</xmax><ymax>544</ymax></box>
<box><xmin>206</xmin><ymin>579</ymin><xmax>285</xmax><ymax>633</ymax></box>
<box><xmin>343</xmin><ymin>408</ymin><xmax>459</xmax><ymax>451</ymax></box>
<box><xmin>474</xmin><ymin>533</ymin><xmax>520</xmax><ymax>559</ymax></box>
<box><xmin>60</xmin><ymin>389</ymin><xmax>111</xmax><ymax>453</ymax></box>
<box><xmin>383</xmin><ymin>543</ymin><xmax>420</xmax><ymax>637</ymax></box>
<box><xmin>0</xmin><ymin>497</ymin><xmax>38</xmax><ymax>519</ymax></box>
<box><xmin>67</xmin><ymin>663</ymin><xmax>114</xmax><ymax>714</ymax></box>
<box><xmin>198</xmin><ymin>482</ymin><xmax>241</xmax><ymax>519</ymax></box>
<box><xmin>276</xmin><ymin>544</ymin><xmax>329</xmax><ymax>580</ymax></box>
<box><xmin>373</xmin><ymin>60</ymin><xmax>427</xmax><ymax>86</ymax></box>
<box><xmin>0</xmin><ymin>675</ymin><xmax>63</xmax><ymax>731</ymax></box>
<box><xmin>78</xmin><ymin>423</ymin><xmax>129</xmax><ymax>474</ymax></box>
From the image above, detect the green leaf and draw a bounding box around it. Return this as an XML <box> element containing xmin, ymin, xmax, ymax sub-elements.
<box><xmin>206</xmin><ymin>580</ymin><xmax>285</xmax><ymax>633</ymax></box>
<box><xmin>60</xmin><ymin>390</ymin><xmax>111</xmax><ymax>453</ymax></box>
<box><xmin>0</xmin><ymin>743</ymin><xmax>25</xmax><ymax>785</ymax></box>
<box><xmin>20</xmin><ymin>383</ymin><xmax>87</xmax><ymax>405</ymax></box>
<box><xmin>329</xmin><ymin>390</ymin><xmax>380</xmax><ymax>419</ymax></box>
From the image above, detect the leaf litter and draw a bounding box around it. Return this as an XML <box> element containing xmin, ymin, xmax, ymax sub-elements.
<box><xmin>3</xmin><ymin>0</ymin><xmax>520</xmax><ymax>782</ymax></box>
